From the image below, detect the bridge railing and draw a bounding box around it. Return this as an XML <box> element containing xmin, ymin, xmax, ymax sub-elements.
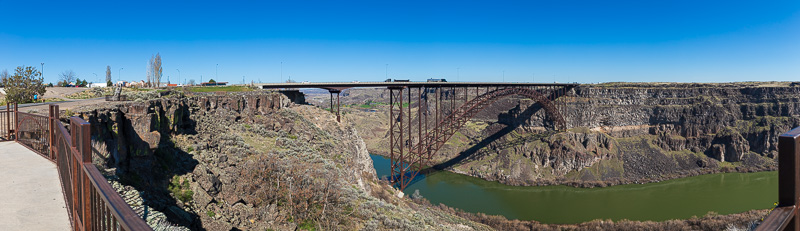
<box><xmin>1</xmin><ymin>103</ymin><xmax>16</xmax><ymax>141</ymax></box>
<box><xmin>2</xmin><ymin>103</ymin><xmax>152</xmax><ymax>231</ymax></box>
<box><xmin>48</xmin><ymin>104</ymin><xmax>153</xmax><ymax>231</ymax></box>
<box><xmin>16</xmin><ymin>111</ymin><xmax>50</xmax><ymax>158</ymax></box>
<box><xmin>757</xmin><ymin>126</ymin><xmax>800</xmax><ymax>231</ymax></box>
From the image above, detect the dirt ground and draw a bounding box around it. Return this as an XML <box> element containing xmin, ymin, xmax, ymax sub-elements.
<box><xmin>42</xmin><ymin>87</ymin><xmax>89</xmax><ymax>99</ymax></box>
<box><xmin>17</xmin><ymin>98</ymin><xmax>115</xmax><ymax>116</ymax></box>
<box><xmin>0</xmin><ymin>87</ymin><xmax>87</xmax><ymax>100</ymax></box>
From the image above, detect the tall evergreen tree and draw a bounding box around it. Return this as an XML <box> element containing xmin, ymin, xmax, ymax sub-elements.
<box><xmin>0</xmin><ymin>66</ymin><xmax>46</xmax><ymax>103</ymax></box>
<box><xmin>106</xmin><ymin>65</ymin><xmax>112</xmax><ymax>86</ymax></box>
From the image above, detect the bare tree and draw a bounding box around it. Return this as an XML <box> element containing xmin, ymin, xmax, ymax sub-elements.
<box><xmin>106</xmin><ymin>65</ymin><xmax>112</xmax><ymax>86</ymax></box>
<box><xmin>146</xmin><ymin>53</ymin><xmax>163</xmax><ymax>88</ymax></box>
<box><xmin>0</xmin><ymin>69</ymin><xmax>8</xmax><ymax>87</ymax></box>
<box><xmin>154</xmin><ymin>53</ymin><xmax>162</xmax><ymax>87</ymax></box>
<box><xmin>187</xmin><ymin>79</ymin><xmax>195</xmax><ymax>86</ymax></box>
<box><xmin>147</xmin><ymin>58</ymin><xmax>152</xmax><ymax>87</ymax></box>
<box><xmin>59</xmin><ymin>70</ymin><xmax>77</xmax><ymax>86</ymax></box>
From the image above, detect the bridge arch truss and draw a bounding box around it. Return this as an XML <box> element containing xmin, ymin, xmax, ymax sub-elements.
<box><xmin>388</xmin><ymin>85</ymin><xmax>575</xmax><ymax>190</ymax></box>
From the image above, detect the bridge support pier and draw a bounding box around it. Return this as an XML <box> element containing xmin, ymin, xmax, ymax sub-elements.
<box><xmin>328</xmin><ymin>89</ymin><xmax>341</xmax><ymax>122</ymax></box>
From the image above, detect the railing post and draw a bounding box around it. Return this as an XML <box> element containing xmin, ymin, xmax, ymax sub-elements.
<box><xmin>14</xmin><ymin>102</ymin><xmax>18</xmax><ymax>140</ymax></box>
<box><xmin>779</xmin><ymin>127</ymin><xmax>800</xmax><ymax>231</ymax></box>
<box><xmin>69</xmin><ymin>117</ymin><xmax>80</xmax><ymax>231</ymax></box>
<box><xmin>48</xmin><ymin>105</ymin><xmax>54</xmax><ymax>160</ymax></box>
<box><xmin>78</xmin><ymin>119</ymin><xmax>93</xmax><ymax>231</ymax></box>
<box><xmin>5</xmin><ymin>102</ymin><xmax>9</xmax><ymax>140</ymax></box>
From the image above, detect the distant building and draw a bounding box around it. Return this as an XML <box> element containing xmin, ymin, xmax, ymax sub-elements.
<box><xmin>89</xmin><ymin>83</ymin><xmax>108</xmax><ymax>88</ymax></box>
<box><xmin>129</xmin><ymin>80</ymin><xmax>147</xmax><ymax>88</ymax></box>
<box><xmin>201</xmin><ymin>82</ymin><xmax>228</xmax><ymax>86</ymax></box>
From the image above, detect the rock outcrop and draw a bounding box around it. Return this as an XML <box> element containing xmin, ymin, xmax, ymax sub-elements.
<box><xmin>76</xmin><ymin>91</ymin><xmax>490</xmax><ymax>230</ymax></box>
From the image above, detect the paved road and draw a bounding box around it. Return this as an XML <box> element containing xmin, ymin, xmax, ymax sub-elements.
<box><xmin>0</xmin><ymin>142</ymin><xmax>70</xmax><ymax>230</ymax></box>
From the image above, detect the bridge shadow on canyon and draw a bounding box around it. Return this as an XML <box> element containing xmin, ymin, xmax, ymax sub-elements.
<box><xmin>393</xmin><ymin>100</ymin><xmax>551</xmax><ymax>187</ymax></box>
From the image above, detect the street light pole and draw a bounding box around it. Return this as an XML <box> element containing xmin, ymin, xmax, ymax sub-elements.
<box><xmin>40</xmin><ymin>63</ymin><xmax>44</xmax><ymax>80</ymax></box>
<box><xmin>93</xmin><ymin>73</ymin><xmax>98</xmax><ymax>84</ymax></box>
<box><xmin>176</xmin><ymin>69</ymin><xmax>181</xmax><ymax>85</ymax></box>
<box><xmin>118</xmin><ymin>68</ymin><xmax>123</xmax><ymax>83</ymax></box>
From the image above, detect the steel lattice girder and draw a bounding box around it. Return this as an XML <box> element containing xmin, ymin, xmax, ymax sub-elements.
<box><xmin>388</xmin><ymin>86</ymin><xmax>572</xmax><ymax>190</ymax></box>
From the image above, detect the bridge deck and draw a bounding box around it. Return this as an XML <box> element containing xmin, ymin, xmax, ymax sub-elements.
<box><xmin>256</xmin><ymin>81</ymin><xmax>579</xmax><ymax>89</ymax></box>
<box><xmin>0</xmin><ymin>142</ymin><xmax>70</xmax><ymax>230</ymax></box>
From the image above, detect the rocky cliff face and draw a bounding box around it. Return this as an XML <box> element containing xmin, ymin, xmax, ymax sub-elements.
<box><xmin>337</xmin><ymin>82</ymin><xmax>798</xmax><ymax>187</ymax></box>
<box><xmin>76</xmin><ymin>91</ymin><xmax>489</xmax><ymax>230</ymax></box>
<box><xmin>455</xmin><ymin>82</ymin><xmax>797</xmax><ymax>186</ymax></box>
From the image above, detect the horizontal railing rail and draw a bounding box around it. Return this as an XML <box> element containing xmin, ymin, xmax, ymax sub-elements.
<box><xmin>757</xmin><ymin>126</ymin><xmax>800</xmax><ymax>231</ymax></box>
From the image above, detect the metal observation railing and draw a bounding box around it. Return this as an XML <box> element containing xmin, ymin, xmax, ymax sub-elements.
<box><xmin>1</xmin><ymin>103</ymin><xmax>152</xmax><ymax>231</ymax></box>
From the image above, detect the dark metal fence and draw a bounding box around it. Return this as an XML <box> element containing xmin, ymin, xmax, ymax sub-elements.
<box><xmin>0</xmin><ymin>103</ymin><xmax>16</xmax><ymax>141</ymax></box>
<box><xmin>16</xmin><ymin>111</ymin><xmax>50</xmax><ymax>158</ymax></box>
<box><xmin>756</xmin><ymin>127</ymin><xmax>800</xmax><ymax>231</ymax></box>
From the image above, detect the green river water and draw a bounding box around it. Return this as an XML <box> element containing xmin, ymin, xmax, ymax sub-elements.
<box><xmin>370</xmin><ymin>154</ymin><xmax>777</xmax><ymax>224</ymax></box>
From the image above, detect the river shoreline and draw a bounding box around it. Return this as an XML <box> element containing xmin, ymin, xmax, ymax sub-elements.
<box><xmin>371</xmin><ymin>154</ymin><xmax>777</xmax><ymax>224</ymax></box>
<box><xmin>369</xmin><ymin>151</ymin><xmax>777</xmax><ymax>188</ymax></box>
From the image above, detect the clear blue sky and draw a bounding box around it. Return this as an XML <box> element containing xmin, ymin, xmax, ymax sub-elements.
<box><xmin>1</xmin><ymin>0</ymin><xmax>798</xmax><ymax>84</ymax></box>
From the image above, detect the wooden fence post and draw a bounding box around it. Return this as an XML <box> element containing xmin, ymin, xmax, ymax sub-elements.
<box><xmin>779</xmin><ymin>127</ymin><xmax>800</xmax><ymax>231</ymax></box>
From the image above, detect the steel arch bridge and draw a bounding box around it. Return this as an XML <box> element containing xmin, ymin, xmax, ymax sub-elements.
<box><xmin>258</xmin><ymin>82</ymin><xmax>578</xmax><ymax>190</ymax></box>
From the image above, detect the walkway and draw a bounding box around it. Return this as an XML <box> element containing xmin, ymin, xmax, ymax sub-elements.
<box><xmin>0</xmin><ymin>141</ymin><xmax>70</xmax><ymax>230</ymax></box>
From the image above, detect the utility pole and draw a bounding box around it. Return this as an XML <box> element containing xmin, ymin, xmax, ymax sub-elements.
<box><xmin>40</xmin><ymin>63</ymin><xmax>44</xmax><ymax>80</ymax></box>
<box><xmin>176</xmin><ymin>69</ymin><xmax>181</xmax><ymax>85</ymax></box>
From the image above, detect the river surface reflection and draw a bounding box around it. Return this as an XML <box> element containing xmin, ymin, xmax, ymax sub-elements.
<box><xmin>370</xmin><ymin>154</ymin><xmax>776</xmax><ymax>224</ymax></box>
